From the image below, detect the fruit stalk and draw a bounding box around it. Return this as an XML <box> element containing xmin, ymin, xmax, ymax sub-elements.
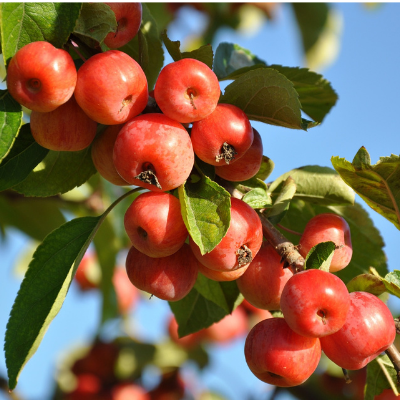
<box><xmin>385</xmin><ymin>344</ymin><xmax>400</xmax><ymax>383</ymax></box>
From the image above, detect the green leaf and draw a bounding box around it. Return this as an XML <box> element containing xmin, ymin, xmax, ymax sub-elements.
<box><xmin>194</xmin><ymin>274</ymin><xmax>240</xmax><ymax>314</ymax></box>
<box><xmin>169</xmin><ymin>288</ymin><xmax>228</xmax><ymax>337</ymax></box>
<box><xmin>120</xmin><ymin>4</ymin><xmax>164</xmax><ymax>90</ymax></box>
<box><xmin>0</xmin><ymin>90</ymin><xmax>23</xmax><ymax>161</ymax></box>
<box><xmin>220</xmin><ymin>68</ymin><xmax>304</xmax><ymax>130</ymax></box>
<box><xmin>304</xmin><ymin>241</ymin><xmax>336</xmax><ymax>272</ymax></box>
<box><xmin>73</xmin><ymin>3</ymin><xmax>117</xmax><ymax>45</ymax></box>
<box><xmin>382</xmin><ymin>270</ymin><xmax>400</xmax><ymax>298</ymax></box>
<box><xmin>242</xmin><ymin>187</ymin><xmax>272</xmax><ymax>209</ymax></box>
<box><xmin>264</xmin><ymin>176</ymin><xmax>297</xmax><ymax>224</ymax></box>
<box><xmin>13</xmin><ymin>146</ymin><xmax>97</xmax><ymax>197</ymax></box>
<box><xmin>332</xmin><ymin>148</ymin><xmax>400</xmax><ymax>230</ymax></box>
<box><xmin>364</xmin><ymin>355</ymin><xmax>399</xmax><ymax>400</ymax></box>
<box><xmin>161</xmin><ymin>30</ymin><xmax>214</xmax><ymax>69</ymax></box>
<box><xmin>213</xmin><ymin>42</ymin><xmax>266</xmax><ymax>81</ymax></box>
<box><xmin>0</xmin><ymin>3</ymin><xmax>82</xmax><ymax>64</ymax></box>
<box><xmin>269</xmin><ymin>165</ymin><xmax>355</xmax><ymax>206</ymax></box>
<box><xmin>346</xmin><ymin>273</ymin><xmax>386</xmax><ymax>295</ymax></box>
<box><xmin>237</xmin><ymin>156</ymin><xmax>275</xmax><ymax>191</ymax></box>
<box><xmin>178</xmin><ymin>172</ymin><xmax>231</xmax><ymax>255</ymax></box>
<box><xmin>0</xmin><ymin>124</ymin><xmax>48</xmax><ymax>192</ymax></box>
<box><xmin>278</xmin><ymin>199</ymin><xmax>388</xmax><ymax>283</ymax></box>
<box><xmin>5</xmin><ymin>216</ymin><xmax>100</xmax><ymax>390</ymax></box>
<box><xmin>269</xmin><ymin>65</ymin><xmax>338</xmax><ymax>124</ymax></box>
<box><xmin>0</xmin><ymin>195</ymin><xmax>65</xmax><ymax>241</ymax></box>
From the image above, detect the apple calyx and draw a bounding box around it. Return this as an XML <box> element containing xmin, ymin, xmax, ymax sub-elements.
<box><xmin>134</xmin><ymin>169</ymin><xmax>162</xmax><ymax>190</ymax></box>
<box><xmin>236</xmin><ymin>244</ymin><xmax>252</xmax><ymax>266</ymax></box>
<box><xmin>216</xmin><ymin>142</ymin><xmax>238</xmax><ymax>164</ymax></box>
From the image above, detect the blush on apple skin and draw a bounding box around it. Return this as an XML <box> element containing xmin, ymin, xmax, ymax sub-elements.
<box><xmin>280</xmin><ymin>269</ymin><xmax>350</xmax><ymax>338</ymax></box>
<box><xmin>125</xmin><ymin>244</ymin><xmax>199</xmax><ymax>302</ymax></box>
<box><xmin>189</xmin><ymin>197</ymin><xmax>263</xmax><ymax>272</ymax></box>
<box><xmin>320</xmin><ymin>291</ymin><xmax>396</xmax><ymax>370</ymax></box>
<box><xmin>245</xmin><ymin>317</ymin><xmax>321</xmax><ymax>387</ymax></box>
<box><xmin>298</xmin><ymin>213</ymin><xmax>353</xmax><ymax>272</ymax></box>
<box><xmin>74</xmin><ymin>50</ymin><xmax>148</xmax><ymax>125</ymax></box>
<box><xmin>6</xmin><ymin>41</ymin><xmax>77</xmax><ymax>112</ymax></box>
<box><xmin>215</xmin><ymin>128</ymin><xmax>264</xmax><ymax>182</ymax></box>
<box><xmin>154</xmin><ymin>58</ymin><xmax>221</xmax><ymax>123</ymax></box>
<box><xmin>30</xmin><ymin>95</ymin><xmax>97</xmax><ymax>151</ymax></box>
<box><xmin>104</xmin><ymin>3</ymin><xmax>142</xmax><ymax>49</ymax></box>
<box><xmin>124</xmin><ymin>191</ymin><xmax>188</xmax><ymax>258</ymax></box>
<box><xmin>237</xmin><ymin>243</ymin><xmax>293</xmax><ymax>310</ymax></box>
<box><xmin>113</xmin><ymin>113</ymin><xmax>194</xmax><ymax>192</ymax></box>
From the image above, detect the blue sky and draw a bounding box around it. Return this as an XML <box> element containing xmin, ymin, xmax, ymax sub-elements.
<box><xmin>1</xmin><ymin>3</ymin><xmax>400</xmax><ymax>400</ymax></box>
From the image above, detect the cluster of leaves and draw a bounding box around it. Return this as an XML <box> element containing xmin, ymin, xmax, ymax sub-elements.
<box><xmin>0</xmin><ymin>3</ymin><xmax>399</xmax><ymax>400</ymax></box>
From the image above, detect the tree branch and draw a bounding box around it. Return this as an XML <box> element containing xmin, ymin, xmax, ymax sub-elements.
<box><xmin>385</xmin><ymin>344</ymin><xmax>400</xmax><ymax>384</ymax></box>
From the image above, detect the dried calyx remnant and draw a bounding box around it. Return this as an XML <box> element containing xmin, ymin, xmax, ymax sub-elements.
<box><xmin>135</xmin><ymin>163</ymin><xmax>162</xmax><ymax>189</ymax></box>
<box><xmin>237</xmin><ymin>244</ymin><xmax>252</xmax><ymax>266</ymax></box>
<box><xmin>216</xmin><ymin>142</ymin><xmax>238</xmax><ymax>164</ymax></box>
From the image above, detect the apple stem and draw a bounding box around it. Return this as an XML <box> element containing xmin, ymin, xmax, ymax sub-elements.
<box><xmin>394</xmin><ymin>318</ymin><xmax>400</xmax><ymax>334</ymax></box>
<box><xmin>258</xmin><ymin>212</ymin><xmax>305</xmax><ymax>273</ymax></box>
<box><xmin>385</xmin><ymin>344</ymin><xmax>400</xmax><ymax>384</ymax></box>
<box><xmin>341</xmin><ymin>368</ymin><xmax>352</xmax><ymax>383</ymax></box>
<box><xmin>277</xmin><ymin>223</ymin><xmax>302</xmax><ymax>236</ymax></box>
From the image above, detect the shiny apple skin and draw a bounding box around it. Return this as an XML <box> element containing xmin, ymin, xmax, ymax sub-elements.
<box><xmin>237</xmin><ymin>243</ymin><xmax>293</xmax><ymax>310</ymax></box>
<box><xmin>299</xmin><ymin>213</ymin><xmax>353</xmax><ymax>272</ymax></box>
<box><xmin>125</xmin><ymin>244</ymin><xmax>198</xmax><ymax>301</ymax></box>
<box><xmin>280</xmin><ymin>269</ymin><xmax>350</xmax><ymax>337</ymax></box>
<box><xmin>30</xmin><ymin>95</ymin><xmax>97</xmax><ymax>151</ymax></box>
<box><xmin>215</xmin><ymin>128</ymin><xmax>264</xmax><ymax>181</ymax></box>
<box><xmin>113</xmin><ymin>113</ymin><xmax>194</xmax><ymax>192</ymax></box>
<box><xmin>320</xmin><ymin>291</ymin><xmax>396</xmax><ymax>370</ymax></box>
<box><xmin>104</xmin><ymin>3</ymin><xmax>142</xmax><ymax>49</ymax></box>
<box><xmin>91</xmin><ymin>124</ymin><xmax>129</xmax><ymax>186</ymax></box>
<box><xmin>124</xmin><ymin>192</ymin><xmax>188</xmax><ymax>258</ymax></box>
<box><xmin>154</xmin><ymin>58</ymin><xmax>221</xmax><ymax>123</ymax></box>
<box><xmin>245</xmin><ymin>318</ymin><xmax>321</xmax><ymax>387</ymax></box>
<box><xmin>191</xmin><ymin>103</ymin><xmax>253</xmax><ymax>166</ymax></box>
<box><xmin>198</xmin><ymin>262</ymin><xmax>249</xmax><ymax>281</ymax></box>
<box><xmin>189</xmin><ymin>198</ymin><xmax>263</xmax><ymax>272</ymax></box>
<box><xmin>74</xmin><ymin>50</ymin><xmax>148</xmax><ymax>125</ymax></box>
<box><xmin>7</xmin><ymin>41</ymin><xmax>77</xmax><ymax>112</ymax></box>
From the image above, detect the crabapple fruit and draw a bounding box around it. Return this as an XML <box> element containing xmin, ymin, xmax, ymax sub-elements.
<box><xmin>124</xmin><ymin>191</ymin><xmax>188</xmax><ymax>258</ymax></box>
<box><xmin>91</xmin><ymin>125</ymin><xmax>129</xmax><ymax>186</ymax></box>
<box><xmin>191</xmin><ymin>103</ymin><xmax>253</xmax><ymax>166</ymax></box>
<box><xmin>30</xmin><ymin>95</ymin><xmax>97</xmax><ymax>151</ymax></box>
<box><xmin>154</xmin><ymin>58</ymin><xmax>220</xmax><ymax>123</ymax></box>
<box><xmin>244</xmin><ymin>318</ymin><xmax>321</xmax><ymax>387</ymax></box>
<box><xmin>299</xmin><ymin>213</ymin><xmax>353</xmax><ymax>272</ymax></box>
<box><xmin>237</xmin><ymin>243</ymin><xmax>294</xmax><ymax>310</ymax></box>
<box><xmin>215</xmin><ymin>128</ymin><xmax>264</xmax><ymax>181</ymax></box>
<box><xmin>113</xmin><ymin>113</ymin><xmax>194</xmax><ymax>192</ymax></box>
<box><xmin>190</xmin><ymin>197</ymin><xmax>263</xmax><ymax>272</ymax></box>
<box><xmin>104</xmin><ymin>3</ymin><xmax>142</xmax><ymax>49</ymax></box>
<box><xmin>125</xmin><ymin>244</ymin><xmax>198</xmax><ymax>301</ymax></box>
<box><xmin>168</xmin><ymin>316</ymin><xmax>205</xmax><ymax>349</ymax></box>
<box><xmin>74</xmin><ymin>50</ymin><xmax>148</xmax><ymax>125</ymax></box>
<box><xmin>280</xmin><ymin>269</ymin><xmax>350</xmax><ymax>337</ymax></box>
<box><xmin>320</xmin><ymin>291</ymin><xmax>396</xmax><ymax>370</ymax></box>
<box><xmin>6</xmin><ymin>41</ymin><xmax>77</xmax><ymax>112</ymax></box>
<box><xmin>198</xmin><ymin>261</ymin><xmax>249</xmax><ymax>281</ymax></box>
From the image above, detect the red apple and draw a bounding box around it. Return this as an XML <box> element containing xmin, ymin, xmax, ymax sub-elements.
<box><xmin>215</xmin><ymin>128</ymin><xmax>263</xmax><ymax>181</ymax></box>
<box><xmin>198</xmin><ymin>262</ymin><xmax>249</xmax><ymax>281</ymax></box>
<box><xmin>189</xmin><ymin>198</ymin><xmax>263</xmax><ymax>272</ymax></box>
<box><xmin>91</xmin><ymin>125</ymin><xmax>129</xmax><ymax>186</ymax></box>
<box><xmin>168</xmin><ymin>315</ymin><xmax>205</xmax><ymax>349</ymax></box>
<box><xmin>299</xmin><ymin>213</ymin><xmax>353</xmax><ymax>272</ymax></box>
<box><xmin>30</xmin><ymin>95</ymin><xmax>97</xmax><ymax>151</ymax></box>
<box><xmin>113</xmin><ymin>267</ymin><xmax>139</xmax><ymax>314</ymax></box>
<box><xmin>113</xmin><ymin>113</ymin><xmax>194</xmax><ymax>192</ymax></box>
<box><xmin>125</xmin><ymin>244</ymin><xmax>199</xmax><ymax>301</ymax></box>
<box><xmin>244</xmin><ymin>318</ymin><xmax>321</xmax><ymax>387</ymax></box>
<box><xmin>112</xmin><ymin>383</ymin><xmax>150</xmax><ymax>400</ymax></box>
<box><xmin>104</xmin><ymin>3</ymin><xmax>142</xmax><ymax>49</ymax></box>
<box><xmin>203</xmin><ymin>306</ymin><xmax>248</xmax><ymax>344</ymax></box>
<box><xmin>74</xmin><ymin>50</ymin><xmax>148</xmax><ymax>125</ymax></box>
<box><xmin>191</xmin><ymin>103</ymin><xmax>253</xmax><ymax>166</ymax></box>
<box><xmin>75</xmin><ymin>252</ymin><xmax>101</xmax><ymax>291</ymax></box>
<box><xmin>280</xmin><ymin>269</ymin><xmax>350</xmax><ymax>337</ymax></box>
<box><xmin>7</xmin><ymin>41</ymin><xmax>77</xmax><ymax>112</ymax></box>
<box><xmin>320</xmin><ymin>291</ymin><xmax>396</xmax><ymax>370</ymax></box>
<box><xmin>154</xmin><ymin>58</ymin><xmax>220</xmax><ymax>123</ymax></box>
<box><xmin>237</xmin><ymin>243</ymin><xmax>293</xmax><ymax>310</ymax></box>
<box><xmin>239</xmin><ymin>299</ymin><xmax>273</xmax><ymax>329</ymax></box>
<box><xmin>375</xmin><ymin>389</ymin><xmax>400</xmax><ymax>400</ymax></box>
<box><xmin>124</xmin><ymin>191</ymin><xmax>188</xmax><ymax>258</ymax></box>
